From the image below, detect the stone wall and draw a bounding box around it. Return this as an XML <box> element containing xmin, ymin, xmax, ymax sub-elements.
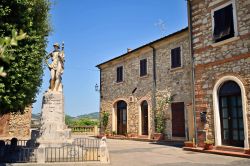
<box><xmin>155</xmin><ymin>33</ymin><xmax>193</xmax><ymax>140</ymax></box>
<box><xmin>0</xmin><ymin>106</ymin><xmax>32</xmax><ymax>139</ymax></box>
<box><xmin>190</xmin><ymin>0</ymin><xmax>250</xmax><ymax>147</ymax></box>
<box><xmin>100</xmin><ymin>45</ymin><xmax>154</xmax><ymax>136</ymax></box>
<box><xmin>99</xmin><ymin>30</ymin><xmax>194</xmax><ymax>140</ymax></box>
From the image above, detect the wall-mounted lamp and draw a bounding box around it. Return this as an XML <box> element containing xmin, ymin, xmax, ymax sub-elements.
<box><xmin>95</xmin><ymin>83</ymin><xmax>99</xmax><ymax>92</ymax></box>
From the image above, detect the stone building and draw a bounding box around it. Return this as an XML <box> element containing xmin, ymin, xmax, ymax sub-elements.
<box><xmin>0</xmin><ymin>106</ymin><xmax>32</xmax><ymax>139</ymax></box>
<box><xmin>97</xmin><ymin>28</ymin><xmax>194</xmax><ymax>141</ymax></box>
<box><xmin>188</xmin><ymin>0</ymin><xmax>250</xmax><ymax>151</ymax></box>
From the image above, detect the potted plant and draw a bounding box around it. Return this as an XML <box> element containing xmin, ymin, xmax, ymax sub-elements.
<box><xmin>112</xmin><ymin>131</ymin><xmax>116</xmax><ymax>136</ymax></box>
<box><xmin>153</xmin><ymin>111</ymin><xmax>165</xmax><ymax>140</ymax></box>
<box><xmin>105</xmin><ymin>129</ymin><xmax>111</xmax><ymax>137</ymax></box>
<box><xmin>203</xmin><ymin>140</ymin><xmax>214</xmax><ymax>150</ymax></box>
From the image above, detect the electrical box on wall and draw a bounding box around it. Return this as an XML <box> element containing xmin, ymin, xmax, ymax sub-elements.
<box><xmin>200</xmin><ymin>111</ymin><xmax>207</xmax><ymax>123</ymax></box>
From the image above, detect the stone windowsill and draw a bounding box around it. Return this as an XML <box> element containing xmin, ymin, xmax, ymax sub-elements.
<box><xmin>170</xmin><ymin>66</ymin><xmax>183</xmax><ymax>72</ymax></box>
<box><xmin>114</xmin><ymin>81</ymin><xmax>124</xmax><ymax>85</ymax></box>
<box><xmin>210</xmin><ymin>36</ymin><xmax>240</xmax><ymax>47</ymax></box>
<box><xmin>139</xmin><ymin>74</ymin><xmax>149</xmax><ymax>79</ymax></box>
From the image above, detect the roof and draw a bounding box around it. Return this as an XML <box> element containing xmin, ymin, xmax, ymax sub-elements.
<box><xmin>96</xmin><ymin>27</ymin><xmax>188</xmax><ymax>68</ymax></box>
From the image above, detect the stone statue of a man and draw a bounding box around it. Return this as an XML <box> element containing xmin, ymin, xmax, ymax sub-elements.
<box><xmin>46</xmin><ymin>42</ymin><xmax>65</xmax><ymax>92</ymax></box>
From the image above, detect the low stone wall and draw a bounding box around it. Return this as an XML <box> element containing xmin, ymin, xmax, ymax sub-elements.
<box><xmin>0</xmin><ymin>113</ymin><xmax>10</xmax><ymax>138</ymax></box>
<box><xmin>69</xmin><ymin>125</ymin><xmax>99</xmax><ymax>136</ymax></box>
<box><xmin>0</xmin><ymin>106</ymin><xmax>31</xmax><ymax>139</ymax></box>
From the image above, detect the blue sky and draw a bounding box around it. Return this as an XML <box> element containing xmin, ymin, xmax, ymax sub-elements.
<box><xmin>33</xmin><ymin>0</ymin><xmax>188</xmax><ymax>116</ymax></box>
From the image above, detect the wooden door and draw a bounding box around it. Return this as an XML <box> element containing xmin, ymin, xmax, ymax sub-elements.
<box><xmin>172</xmin><ymin>102</ymin><xmax>185</xmax><ymax>137</ymax></box>
<box><xmin>141</xmin><ymin>101</ymin><xmax>148</xmax><ymax>135</ymax></box>
<box><xmin>117</xmin><ymin>101</ymin><xmax>127</xmax><ymax>135</ymax></box>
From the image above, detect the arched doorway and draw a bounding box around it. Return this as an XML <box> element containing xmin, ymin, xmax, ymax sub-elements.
<box><xmin>117</xmin><ymin>101</ymin><xmax>127</xmax><ymax>135</ymax></box>
<box><xmin>219</xmin><ymin>81</ymin><xmax>244</xmax><ymax>147</ymax></box>
<box><xmin>141</xmin><ymin>100</ymin><xmax>148</xmax><ymax>135</ymax></box>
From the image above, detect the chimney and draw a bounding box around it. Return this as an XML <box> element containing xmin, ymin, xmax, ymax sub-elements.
<box><xmin>127</xmin><ymin>48</ymin><xmax>132</xmax><ymax>53</ymax></box>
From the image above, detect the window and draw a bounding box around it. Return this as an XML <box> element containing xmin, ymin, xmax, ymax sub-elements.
<box><xmin>116</xmin><ymin>66</ymin><xmax>123</xmax><ymax>82</ymax></box>
<box><xmin>212</xmin><ymin>3</ymin><xmax>236</xmax><ymax>43</ymax></box>
<box><xmin>171</xmin><ymin>47</ymin><xmax>181</xmax><ymax>68</ymax></box>
<box><xmin>140</xmin><ymin>59</ymin><xmax>147</xmax><ymax>76</ymax></box>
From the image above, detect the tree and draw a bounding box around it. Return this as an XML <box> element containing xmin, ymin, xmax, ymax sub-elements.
<box><xmin>0</xmin><ymin>29</ymin><xmax>26</xmax><ymax>77</ymax></box>
<box><xmin>65</xmin><ymin>115</ymin><xmax>99</xmax><ymax>127</ymax></box>
<box><xmin>0</xmin><ymin>0</ymin><xmax>51</xmax><ymax>112</ymax></box>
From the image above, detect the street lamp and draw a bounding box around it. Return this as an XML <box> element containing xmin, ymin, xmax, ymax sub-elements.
<box><xmin>95</xmin><ymin>83</ymin><xmax>99</xmax><ymax>92</ymax></box>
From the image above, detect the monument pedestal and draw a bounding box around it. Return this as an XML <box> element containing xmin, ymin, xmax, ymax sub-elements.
<box><xmin>37</xmin><ymin>91</ymin><xmax>72</xmax><ymax>147</ymax></box>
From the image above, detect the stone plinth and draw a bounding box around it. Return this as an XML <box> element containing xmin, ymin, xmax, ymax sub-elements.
<box><xmin>37</xmin><ymin>91</ymin><xmax>72</xmax><ymax>146</ymax></box>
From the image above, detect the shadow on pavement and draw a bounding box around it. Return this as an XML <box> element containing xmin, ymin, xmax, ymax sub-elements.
<box><xmin>149</xmin><ymin>140</ymin><xmax>184</xmax><ymax>148</ymax></box>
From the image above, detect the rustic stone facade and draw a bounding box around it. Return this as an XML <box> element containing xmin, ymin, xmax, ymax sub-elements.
<box><xmin>0</xmin><ymin>106</ymin><xmax>32</xmax><ymax>139</ymax></box>
<box><xmin>97</xmin><ymin>29</ymin><xmax>194</xmax><ymax>140</ymax></box>
<box><xmin>190</xmin><ymin>0</ymin><xmax>250</xmax><ymax>149</ymax></box>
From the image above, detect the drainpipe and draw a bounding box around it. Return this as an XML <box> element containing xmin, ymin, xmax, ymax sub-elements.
<box><xmin>149</xmin><ymin>45</ymin><xmax>157</xmax><ymax>136</ymax></box>
<box><xmin>187</xmin><ymin>0</ymin><xmax>198</xmax><ymax>145</ymax></box>
<box><xmin>99</xmin><ymin>69</ymin><xmax>102</xmax><ymax>134</ymax></box>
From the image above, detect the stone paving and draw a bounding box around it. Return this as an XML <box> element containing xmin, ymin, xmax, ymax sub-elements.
<box><xmin>2</xmin><ymin>138</ymin><xmax>250</xmax><ymax>166</ymax></box>
<box><xmin>107</xmin><ymin>139</ymin><xmax>250</xmax><ymax>166</ymax></box>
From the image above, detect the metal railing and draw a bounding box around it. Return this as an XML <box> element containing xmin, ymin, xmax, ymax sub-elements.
<box><xmin>0</xmin><ymin>145</ymin><xmax>37</xmax><ymax>163</ymax></box>
<box><xmin>45</xmin><ymin>138</ymin><xmax>101</xmax><ymax>162</ymax></box>
<box><xmin>73</xmin><ymin>137</ymin><xmax>100</xmax><ymax>147</ymax></box>
<box><xmin>73</xmin><ymin>137</ymin><xmax>100</xmax><ymax>161</ymax></box>
<box><xmin>45</xmin><ymin>145</ymin><xmax>88</xmax><ymax>162</ymax></box>
<box><xmin>0</xmin><ymin>137</ymin><xmax>102</xmax><ymax>163</ymax></box>
<box><xmin>17</xmin><ymin>147</ymin><xmax>37</xmax><ymax>163</ymax></box>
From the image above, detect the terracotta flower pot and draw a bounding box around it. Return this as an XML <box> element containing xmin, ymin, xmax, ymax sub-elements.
<box><xmin>153</xmin><ymin>133</ymin><xmax>164</xmax><ymax>141</ymax></box>
<box><xmin>244</xmin><ymin>149</ymin><xmax>250</xmax><ymax>154</ymax></box>
<box><xmin>203</xmin><ymin>143</ymin><xmax>213</xmax><ymax>150</ymax></box>
<box><xmin>184</xmin><ymin>141</ymin><xmax>194</xmax><ymax>147</ymax></box>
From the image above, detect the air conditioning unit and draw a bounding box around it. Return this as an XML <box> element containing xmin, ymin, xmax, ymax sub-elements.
<box><xmin>129</xmin><ymin>96</ymin><xmax>134</xmax><ymax>103</ymax></box>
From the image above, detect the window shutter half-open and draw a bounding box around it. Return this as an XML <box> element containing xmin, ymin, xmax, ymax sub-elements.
<box><xmin>213</xmin><ymin>4</ymin><xmax>234</xmax><ymax>42</ymax></box>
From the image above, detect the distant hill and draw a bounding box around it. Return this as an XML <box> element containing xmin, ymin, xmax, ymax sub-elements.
<box><xmin>32</xmin><ymin>112</ymin><xmax>99</xmax><ymax>120</ymax></box>
<box><xmin>31</xmin><ymin>113</ymin><xmax>40</xmax><ymax>120</ymax></box>
<box><xmin>75</xmin><ymin>112</ymin><xmax>99</xmax><ymax>120</ymax></box>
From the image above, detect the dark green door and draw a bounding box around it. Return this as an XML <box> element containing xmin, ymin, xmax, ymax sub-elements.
<box><xmin>219</xmin><ymin>81</ymin><xmax>244</xmax><ymax>147</ymax></box>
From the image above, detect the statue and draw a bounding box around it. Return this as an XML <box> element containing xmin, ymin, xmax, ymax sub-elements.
<box><xmin>45</xmin><ymin>42</ymin><xmax>65</xmax><ymax>92</ymax></box>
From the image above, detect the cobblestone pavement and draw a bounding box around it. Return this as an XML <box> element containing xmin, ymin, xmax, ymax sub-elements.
<box><xmin>107</xmin><ymin>139</ymin><xmax>250</xmax><ymax>166</ymax></box>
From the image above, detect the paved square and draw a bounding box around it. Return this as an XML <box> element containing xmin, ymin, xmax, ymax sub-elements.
<box><xmin>107</xmin><ymin>139</ymin><xmax>250</xmax><ymax>166</ymax></box>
